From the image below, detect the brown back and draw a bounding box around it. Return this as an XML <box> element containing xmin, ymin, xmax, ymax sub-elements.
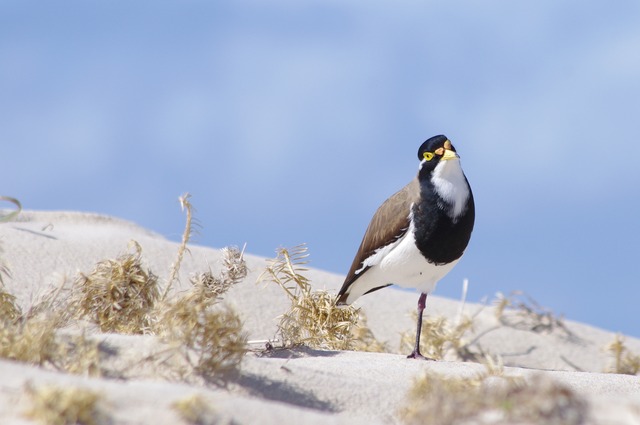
<box><xmin>339</xmin><ymin>178</ymin><xmax>420</xmax><ymax>295</ymax></box>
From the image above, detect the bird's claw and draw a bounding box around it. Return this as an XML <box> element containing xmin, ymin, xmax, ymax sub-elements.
<box><xmin>407</xmin><ymin>351</ymin><xmax>433</xmax><ymax>360</ymax></box>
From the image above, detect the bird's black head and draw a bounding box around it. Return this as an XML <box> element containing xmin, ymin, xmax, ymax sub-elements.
<box><xmin>417</xmin><ymin>135</ymin><xmax>456</xmax><ymax>160</ymax></box>
<box><xmin>417</xmin><ymin>135</ymin><xmax>459</xmax><ymax>170</ymax></box>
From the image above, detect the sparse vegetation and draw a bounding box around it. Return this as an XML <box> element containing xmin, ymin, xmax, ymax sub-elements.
<box><xmin>605</xmin><ymin>334</ymin><xmax>640</xmax><ymax>375</ymax></box>
<box><xmin>0</xmin><ymin>194</ymin><xmax>249</xmax><ymax>382</ymax></box>
<box><xmin>71</xmin><ymin>241</ymin><xmax>159</xmax><ymax>334</ymax></box>
<box><xmin>0</xmin><ymin>196</ymin><xmax>21</xmax><ymax>285</ymax></box>
<box><xmin>150</xmin><ymin>200</ymin><xmax>248</xmax><ymax>376</ymax></box>
<box><xmin>188</xmin><ymin>246</ymin><xmax>248</xmax><ymax>302</ymax></box>
<box><xmin>57</xmin><ymin>333</ymin><xmax>103</xmax><ymax>377</ymax></box>
<box><xmin>0</xmin><ymin>245</ymin><xmax>12</xmax><ymax>288</ymax></box>
<box><xmin>0</xmin><ymin>285</ymin><xmax>21</xmax><ymax>322</ymax></box>
<box><xmin>0</xmin><ymin>314</ymin><xmax>60</xmax><ymax>366</ymax></box>
<box><xmin>260</xmin><ymin>244</ymin><xmax>360</xmax><ymax>350</ymax></box>
<box><xmin>0</xmin><ymin>257</ymin><xmax>102</xmax><ymax>375</ymax></box>
<box><xmin>158</xmin><ymin>299</ymin><xmax>247</xmax><ymax>377</ymax></box>
<box><xmin>154</xmin><ymin>239</ymin><xmax>248</xmax><ymax>377</ymax></box>
<box><xmin>0</xmin><ymin>308</ymin><xmax>102</xmax><ymax>376</ymax></box>
<box><xmin>401</xmin><ymin>368</ymin><xmax>586</xmax><ymax>425</ymax></box>
<box><xmin>172</xmin><ymin>394</ymin><xmax>219</xmax><ymax>425</ymax></box>
<box><xmin>399</xmin><ymin>313</ymin><xmax>481</xmax><ymax>361</ymax></box>
<box><xmin>4</xmin><ymin>192</ymin><xmax>639</xmax><ymax>425</ymax></box>
<box><xmin>163</xmin><ymin>193</ymin><xmax>197</xmax><ymax>300</ymax></box>
<box><xmin>494</xmin><ymin>291</ymin><xmax>573</xmax><ymax>337</ymax></box>
<box><xmin>351</xmin><ymin>313</ymin><xmax>388</xmax><ymax>353</ymax></box>
<box><xmin>0</xmin><ymin>195</ymin><xmax>22</xmax><ymax>223</ymax></box>
<box><xmin>25</xmin><ymin>384</ymin><xmax>108</xmax><ymax>425</ymax></box>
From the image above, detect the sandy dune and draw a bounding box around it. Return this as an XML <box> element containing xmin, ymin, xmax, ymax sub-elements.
<box><xmin>1</xmin><ymin>211</ymin><xmax>638</xmax><ymax>424</ymax></box>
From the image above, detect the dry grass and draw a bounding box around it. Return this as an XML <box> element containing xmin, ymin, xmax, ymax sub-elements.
<box><xmin>399</xmin><ymin>313</ymin><xmax>480</xmax><ymax>361</ymax></box>
<box><xmin>172</xmin><ymin>394</ymin><xmax>218</xmax><ymax>425</ymax></box>
<box><xmin>0</xmin><ymin>241</ymin><xmax>105</xmax><ymax>375</ymax></box>
<box><xmin>0</xmin><ymin>311</ymin><xmax>102</xmax><ymax>376</ymax></box>
<box><xmin>0</xmin><ymin>315</ymin><xmax>61</xmax><ymax>366</ymax></box>
<box><xmin>494</xmin><ymin>291</ymin><xmax>574</xmax><ymax>337</ymax></box>
<box><xmin>401</xmin><ymin>368</ymin><xmax>586</xmax><ymax>425</ymax></box>
<box><xmin>155</xmin><ymin>245</ymin><xmax>249</xmax><ymax>377</ymax></box>
<box><xmin>58</xmin><ymin>333</ymin><xmax>103</xmax><ymax>377</ymax></box>
<box><xmin>605</xmin><ymin>334</ymin><xmax>640</xmax><ymax>375</ymax></box>
<box><xmin>0</xmin><ymin>196</ymin><xmax>21</xmax><ymax>285</ymax></box>
<box><xmin>158</xmin><ymin>300</ymin><xmax>247</xmax><ymax>377</ymax></box>
<box><xmin>162</xmin><ymin>192</ymin><xmax>196</xmax><ymax>300</ymax></box>
<box><xmin>1</xmin><ymin>194</ymin><xmax>248</xmax><ymax>382</ymax></box>
<box><xmin>0</xmin><ymin>266</ymin><xmax>101</xmax><ymax>375</ymax></box>
<box><xmin>0</xmin><ymin>195</ymin><xmax>22</xmax><ymax>223</ymax></box>
<box><xmin>1</xmin><ymin>196</ymin><xmax>21</xmax><ymax>288</ymax></box>
<box><xmin>260</xmin><ymin>244</ymin><xmax>360</xmax><ymax>351</ymax></box>
<box><xmin>154</xmin><ymin>195</ymin><xmax>248</xmax><ymax>377</ymax></box>
<box><xmin>71</xmin><ymin>241</ymin><xmax>159</xmax><ymax>334</ymax></box>
<box><xmin>188</xmin><ymin>246</ymin><xmax>248</xmax><ymax>302</ymax></box>
<box><xmin>351</xmin><ymin>313</ymin><xmax>388</xmax><ymax>353</ymax></box>
<box><xmin>25</xmin><ymin>384</ymin><xmax>108</xmax><ymax>425</ymax></box>
<box><xmin>219</xmin><ymin>245</ymin><xmax>248</xmax><ymax>287</ymax></box>
<box><xmin>0</xmin><ymin>285</ymin><xmax>21</xmax><ymax>323</ymax></box>
<box><xmin>0</xmin><ymin>246</ymin><xmax>11</xmax><ymax>288</ymax></box>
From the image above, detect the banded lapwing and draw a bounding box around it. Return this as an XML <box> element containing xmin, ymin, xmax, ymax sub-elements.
<box><xmin>337</xmin><ymin>135</ymin><xmax>475</xmax><ymax>359</ymax></box>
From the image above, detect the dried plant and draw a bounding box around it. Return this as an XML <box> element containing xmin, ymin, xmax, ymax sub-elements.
<box><xmin>0</xmin><ymin>246</ymin><xmax>11</xmax><ymax>288</ymax></box>
<box><xmin>163</xmin><ymin>192</ymin><xmax>197</xmax><ymax>300</ymax></box>
<box><xmin>58</xmin><ymin>333</ymin><xmax>103</xmax><ymax>377</ymax></box>
<box><xmin>480</xmin><ymin>352</ymin><xmax>506</xmax><ymax>377</ymax></box>
<box><xmin>71</xmin><ymin>242</ymin><xmax>159</xmax><ymax>334</ymax></box>
<box><xmin>1</xmin><ymin>196</ymin><xmax>21</xmax><ymax>286</ymax></box>
<box><xmin>0</xmin><ymin>310</ymin><xmax>101</xmax><ymax>376</ymax></box>
<box><xmin>494</xmin><ymin>291</ymin><xmax>574</xmax><ymax>337</ymax></box>
<box><xmin>189</xmin><ymin>246</ymin><xmax>247</xmax><ymax>301</ymax></box>
<box><xmin>351</xmin><ymin>313</ymin><xmax>388</xmax><ymax>353</ymax></box>
<box><xmin>25</xmin><ymin>384</ymin><xmax>108</xmax><ymax>425</ymax></box>
<box><xmin>0</xmin><ymin>285</ymin><xmax>21</xmax><ymax>322</ymax></box>
<box><xmin>261</xmin><ymin>244</ymin><xmax>312</xmax><ymax>298</ymax></box>
<box><xmin>155</xmin><ymin>245</ymin><xmax>249</xmax><ymax>377</ymax></box>
<box><xmin>0</xmin><ymin>195</ymin><xmax>22</xmax><ymax>223</ymax></box>
<box><xmin>399</xmin><ymin>313</ymin><xmax>479</xmax><ymax>361</ymax></box>
<box><xmin>0</xmin><ymin>315</ymin><xmax>61</xmax><ymax>366</ymax></box>
<box><xmin>219</xmin><ymin>245</ymin><xmax>248</xmax><ymax>287</ymax></box>
<box><xmin>604</xmin><ymin>334</ymin><xmax>640</xmax><ymax>375</ymax></box>
<box><xmin>158</xmin><ymin>299</ymin><xmax>247</xmax><ymax>377</ymax></box>
<box><xmin>401</xmin><ymin>370</ymin><xmax>586</xmax><ymax>425</ymax></box>
<box><xmin>278</xmin><ymin>289</ymin><xmax>359</xmax><ymax>351</ymax></box>
<box><xmin>1</xmin><ymin>194</ymin><xmax>249</xmax><ymax>382</ymax></box>
<box><xmin>260</xmin><ymin>244</ymin><xmax>359</xmax><ymax>350</ymax></box>
<box><xmin>0</xmin><ymin>277</ymin><xmax>101</xmax><ymax>376</ymax></box>
<box><xmin>0</xmin><ymin>260</ymin><xmax>9</xmax><ymax>287</ymax></box>
<box><xmin>172</xmin><ymin>394</ymin><xmax>219</xmax><ymax>425</ymax></box>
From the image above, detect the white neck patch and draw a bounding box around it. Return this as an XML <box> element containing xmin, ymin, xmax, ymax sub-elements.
<box><xmin>430</xmin><ymin>158</ymin><xmax>470</xmax><ymax>219</ymax></box>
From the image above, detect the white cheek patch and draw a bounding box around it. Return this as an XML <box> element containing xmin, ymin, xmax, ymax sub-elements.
<box><xmin>418</xmin><ymin>158</ymin><xmax>429</xmax><ymax>170</ymax></box>
<box><xmin>431</xmin><ymin>159</ymin><xmax>470</xmax><ymax>219</ymax></box>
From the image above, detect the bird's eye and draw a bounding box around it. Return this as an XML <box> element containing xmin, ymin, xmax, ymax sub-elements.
<box><xmin>423</xmin><ymin>152</ymin><xmax>434</xmax><ymax>161</ymax></box>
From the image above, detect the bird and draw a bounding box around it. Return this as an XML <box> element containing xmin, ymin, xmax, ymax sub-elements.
<box><xmin>336</xmin><ymin>135</ymin><xmax>475</xmax><ymax>359</ymax></box>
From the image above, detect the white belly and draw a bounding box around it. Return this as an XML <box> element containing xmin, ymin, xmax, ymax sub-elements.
<box><xmin>343</xmin><ymin>225</ymin><xmax>460</xmax><ymax>304</ymax></box>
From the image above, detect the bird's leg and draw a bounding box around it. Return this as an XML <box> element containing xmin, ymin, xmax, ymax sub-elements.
<box><xmin>407</xmin><ymin>292</ymin><xmax>432</xmax><ymax>360</ymax></box>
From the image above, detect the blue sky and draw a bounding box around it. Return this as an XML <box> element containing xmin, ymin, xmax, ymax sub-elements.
<box><xmin>2</xmin><ymin>1</ymin><xmax>639</xmax><ymax>337</ymax></box>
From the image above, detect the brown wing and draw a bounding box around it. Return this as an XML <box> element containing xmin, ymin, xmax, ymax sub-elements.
<box><xmin>337</xmin><ymin>178</ymin><xmax>420</xmax><ymax>301</ymax></box>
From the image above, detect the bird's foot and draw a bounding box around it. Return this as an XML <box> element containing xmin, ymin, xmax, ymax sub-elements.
<box><xmin>406</xmin><ymin>350</ymin><xmax>434</xmax><ymax>360</ymax></box>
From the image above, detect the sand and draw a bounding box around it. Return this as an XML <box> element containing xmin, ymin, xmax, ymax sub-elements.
<box><xmin>1</xmin><ymin>210</ymin><xmax>639</xmax><ymax>424</ymax></box>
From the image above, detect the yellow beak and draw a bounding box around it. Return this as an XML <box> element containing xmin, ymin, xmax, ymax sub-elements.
<box><xmin>436</xmin><ymin>140</ymin><xmax>459</xmax><ymax>161</ymax></box>
<box><xmin>441</xmin><ymin>148</ymin><xmax>459</xmax><ymax>161</ymax></box>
